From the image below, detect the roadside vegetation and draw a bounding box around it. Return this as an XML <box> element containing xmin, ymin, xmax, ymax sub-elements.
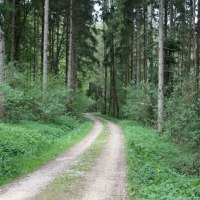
<box><xmin>0</xmin><ymin>74</ymin><xmax>93</xmax><ymax>186</ymax></box>
<box><xmin>121</xmin><ymin>120</ymin><xmax>200</xmax><ymax>199</ymax></box>
<box><xmin>0</xmin><ymin>116</ymin><xmax>92</xmax><ymax>186</ymax></box>
<box><xmin>96</xmin><ymin>114</ymin><xmax>200</xmax><ymax>199</ymax></box>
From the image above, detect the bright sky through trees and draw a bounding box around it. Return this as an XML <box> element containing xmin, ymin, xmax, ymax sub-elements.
<box><xmin>94</xmin><ymin>3</ymin><xmax>102</xmax><ymax>20</ymax></box>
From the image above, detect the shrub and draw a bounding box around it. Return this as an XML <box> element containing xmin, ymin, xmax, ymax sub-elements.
<box><xmin>122</xmin><ymin>82</ymin><xmax>157</xmax><ymax>125</ymax></box>
<box><xmin>67</xmin><ymin>92</ymin><xmax>93</xmax><ymax>115</ymax></box>
<box><xmin>164</xmin><ymin>83</ymin><xmax>200</xmax><ymax>145</ymax></box>
<box><xmin>0</xmin><ymin>84</ymin><xmax>26</xmax><ymax>122</ymax></box>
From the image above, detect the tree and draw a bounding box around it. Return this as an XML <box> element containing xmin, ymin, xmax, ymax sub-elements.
<box><xmin>158</xmin><ymin>0</ymin><xmax>164</xmax><ymax>133</ymax></box>
<box><xmin>0</xmin><ymin>0</ymin><xmax>5</xmax><ymax>114</ymax></box>
<box><xmin>136</xmin><ymin>7</ymin><xmax>141</xmax><ymax>88</ymax></box>
<box><xmin>67</xmin><ymin>0</ymin><xmax>74</xmax><ymax>92</ymax></box>
<box><xmin>10</xmin><ymin>0</ymin><xmax>15</xmax><ymax>62</ymax></box>
<box><xmin>43</xmin><ymin>0</ymin><xmax>49</xmax><ymax>92</ymax></box>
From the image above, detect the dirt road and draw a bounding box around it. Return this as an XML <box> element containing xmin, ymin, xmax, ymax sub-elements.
<box><xmin>78</xmin><ymin>121</ymin><xmax>127</xmax><ymax>200</ymax></box>
<box><xmin>0</xmin><ymin>115</ymin><xmax>127</xmax><ymax>200</ymax></box>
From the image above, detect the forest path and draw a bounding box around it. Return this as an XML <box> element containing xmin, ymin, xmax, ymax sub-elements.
<box><xmin>0</xmin><ymin>115</ymin><xmax>127</xmax><ymax>200</ymax></box>
<box><xmin>0</xmin><ymin>114</ymin><xmax>103</xmax><ymax>200</ymax></box>
<box><xmin>75</xmin><ymin>120</ymin><xmax>127</xmax><ymax>200</ymax></box>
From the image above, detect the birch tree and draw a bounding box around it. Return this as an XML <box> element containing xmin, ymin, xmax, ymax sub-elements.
<box><xmin>43</xmin><ymin>0</ymin><xmax>49</xmax><ymax>92</ymax></box>
<box><xmin>158</xmin><ymin>0</ymin><xmax>164</xmax><ymax>133</ymax></box>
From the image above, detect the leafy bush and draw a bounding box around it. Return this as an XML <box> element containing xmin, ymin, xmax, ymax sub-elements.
<box><xmin>122</xmin><ymin>82</ymin><xmax>157</xmax><ymax>125</ymax></box>
<box><xmin>0</xmin><ymin>84</ymin><xmax>26</xmax><ymax>122</ymax></box>
<box><xmin>0</xmin><ymin>68</ymin><xmax>93</xmax><ymax>122</ymax></box>
<box><xmin>67</xmin><ymin>92</ymin><xmax>94</xmax><ymax>115</ymax></box>
<box><xmin>164</xmin><ymin>83</ymin><xmax>200</xmax><ymax>145</ymax></box>
<box><xmin>0</xmin><ymin>83</ymin><xmax>67</xmax><ymax>122</ymax></box>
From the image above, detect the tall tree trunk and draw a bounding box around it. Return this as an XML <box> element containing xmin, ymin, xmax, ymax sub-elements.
<box><xmin>41</xmin><ymin>0</ymin><xmax>45</xmax><ymax>75</ymax></box>
<box><xmin>65</xmin><ymin>13</ymin><xmax>69</xmax><ymax>85</ymax></box>
<box><xmin>55</xmin><ymin>17</ymin><xmax>60</xmax><ymax>75</ymax></box>
<box><xmin>67</xmin><ymin>0</ymin><xmax>74</xmax><ymax>91</ymax></box>
<box><xmin>43</xmin><ymin>0</ymin><xmax>49</xmax><ymax>92</ymax></box>
<box><xmin>197</xmin><ymin>0</ymin><xmax>200</xmax><ymax>89</ymax></box>
<box><xmin>158</xmin><ymin>0</ymin><xmax>164</xmax><ymax>133</ymax></box>
<box><xmin>34</xmin><ymin>10</ymin><xmax>39</xmax><ymax>79</ymax></box>
<box><xmin>136</xmin><ymin>8</ymin><xmax>141</xmax><ymax>88</ymax></box>
<box><xmin>0</xmin><ymin>0</ymin><xmax>5</xmax><ymax>115</ymax></box>
<box><xmin>10</xmin><ymin>0</ymin><xmax>15</xmax><ymax>62</ymax></box>
<box><xmin>146</xmin><ymin>3</ymin><xmax>152</xmax><ymax>82</ymax></box>
<box><xmin>191</xmin><ymin>0</ymin><xmax>197</xmax><ymax>77</ymax></box>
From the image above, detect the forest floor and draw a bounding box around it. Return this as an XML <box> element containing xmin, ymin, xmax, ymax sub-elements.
<box><xmin>0</xmin><ymin>114</ymin><xmax>127</xmax><ymax>200</ymax></box>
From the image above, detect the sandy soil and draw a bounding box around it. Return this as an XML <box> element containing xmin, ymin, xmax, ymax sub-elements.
<box><xmin>0</xmin><ymin>114</ymin><xmax>103</xmax><ymax>200</ymax></box>
<box><xmin>75</xmin><ymin>121</ymin><xmax>127</xmax><ymax>200</ymax></box>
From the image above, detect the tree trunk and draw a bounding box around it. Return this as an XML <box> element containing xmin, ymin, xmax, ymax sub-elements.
<box><xmin>136</xmin><ymin>8</ymin><xmax>141</xmax><ymax>88</ymax></box>
<box><xmin>43</xmin><ymin>0</ymin><xmax>49</xmax><ymax>92</ymax></box>
<box><xmin>103</xmin><ymin>15</ymin><xmax>107</xmax><ymax>114</ymax></box>
<box><xmin>158</xmin><ymin>0</ymin><xmax>164</xmax><ymax>133</ymax></box>
<box><xmin>67</xmin><ymin>0</ymin><xmax>74</xmax><ymax>91</ymax></box>
<box><xmin>146</xmin><ymin>3</ymin><xmax>152</xmax><ymax>82</ymax></box>
<box><xmin>34</xmin><ymin>10</ymin><xmax>39</xmax><ymax>79</ymax></box>
<box><xmin>0</xmin><ymin>0</ymin><xmax>5</xmax><ymax>115</ymax></box>
<box><xmin>65</xmin><ymin>13</ymin><xmax>69</xmax><ymax>85</ymax></box>
<box><xmin>191</xmin><ymin>0</ymin><xmax>197</xmax><ymax>77</ymax></box>
<box><xmin>10</xmin><ymin>0</ymin><xmax>15</xmax><ymax>62</ymax></box>
<box><xmin>197</xmin><ymin>0</ymin><xmax>200</xmax><ymax>89</ymax></box>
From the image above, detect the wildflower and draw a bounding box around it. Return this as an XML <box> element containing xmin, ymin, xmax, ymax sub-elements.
<box><xmin>156</xmin><ymin>168</ymin><xmax>161</xmax><ymax>173</ymax></box>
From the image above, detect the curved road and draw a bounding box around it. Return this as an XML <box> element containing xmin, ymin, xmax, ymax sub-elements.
<box><xmin>0</xmin><ymin>114</ymin><xmax>127</xmax><ymax>200</ymax></box>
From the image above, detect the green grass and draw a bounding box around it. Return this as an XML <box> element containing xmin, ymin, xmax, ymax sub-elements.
<box><xmin>119</xmin><ymin>120</ymin><xmax>200</xmax><ymax>200</ymax></box>
<box><xmin>0</xmin><ymin>116</ymin><xmax>93</xmax><ymax>186</ymax></box>
<box><xmin>95</xmin><ymin>114</ymin><xmax>200</xmax><ymax>199</ymax></box>
<box><xmin>37</xmin><ymin>123</ymin><xmax>109</xmax><ymax>200</ymax></box>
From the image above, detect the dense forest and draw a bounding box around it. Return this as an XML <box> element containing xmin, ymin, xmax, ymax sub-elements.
<box><xmin>0</xmin><ymin>0</ymin><xmax>200</xmax><ymax>199</ymax></box>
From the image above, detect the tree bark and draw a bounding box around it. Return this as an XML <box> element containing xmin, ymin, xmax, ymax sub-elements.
<box><xmin>197</xmin><ymin>0</ymin><xmax>200</xmax><ymax>89</ymax></box>
<box><xmin>136</xmin><ymin>8</ymin><xmax>141</xmax><ymax>88</ymax></box>
<box><xmin>10</xmin><ymin>0</ymin><xmax>15</xmax><ymax>62</ymax></box>
<box><xmin>34</xmin><ymin>10</ymin><xmax>39</xmax><ymax>79</ymax></box>
<box><xmin>191</xmin><ymin>0</ymin><xmax>197</xmax><ymax>77</ymax></box>
<box><xmin>158</xmin><ymin>0</ymin><xmax>164</xmax><ymax>133</ymax></box>
<box><xmin>0</xmin><ymin>0</ymin><xmax>5</xmax><ymax>115</ymax></box>
<box><xmin>67</xmin><ymin>0</ymin><xmax>74</xmax><ymax>91</ymax></box>
<box><xmin>146</xmin><ymin>3</ymin><xmax>152</xmax><ymax>82</ymax></box>
<box><xmin>43</xmin><ymin>0</ymin><xmax>49</xmax><ymax>92</ymax></box>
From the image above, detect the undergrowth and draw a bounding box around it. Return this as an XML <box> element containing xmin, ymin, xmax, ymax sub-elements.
<box><xmin>119</xmin><ymin>120</ymin><xmax>200</xmax><ymax>200</ymax></box>
<box><xmin>0</xmin><ymin>115</ymin><xmax>92</xmax><ymax>186</ymax></box>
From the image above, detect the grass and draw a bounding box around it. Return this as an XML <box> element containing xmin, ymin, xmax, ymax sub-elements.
<box><xmin>36</xmin><ymin>123</ymin><xmax>109</xmax><ymax>200</ymax></box>
<box><xmin>119</xmin><ymin>120</ymin><xmax>200</xmax><ymax>200</ymax></box>
<box><xmin>95</xmin><ymin>114</ymin><xmax>200</xmax><ymax>199</ymax></box>
<box><xmin>0</xmin><ymin>115</ymin><xmax>93</xmax><ymax>186</ymax></box>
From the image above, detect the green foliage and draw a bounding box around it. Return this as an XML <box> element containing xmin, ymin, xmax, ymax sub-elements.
<box><xmin>0</xmin><ymin>118</ymin><xmax>92</xmax><ymax>185</ymax></box>
<box><xmin>119</xmin><ymin>120</ymin><xmax>200</xmax><ymax>199</ymax></box>
<box><xmin>0</xmin><ymin>84</ymin><xmax>25</xmax><ymax>122</ymax></box>
<box><xmin>69</xmin><ymin>93</ymin><xmax>94</xmax><ymax>115</ymax></box>
<box><xmin>0</xmin><ymin>67</ymin><xmax>94</xmax><ymax>122</ymax></box>
<box><xmin>164</xmin><ymin>83</ymin><xmax>200</xmax><ymax>146</ymax></box>
<box><xmin>0</xmin><ymin>81</ymin><xmax>67</xmax><ymax>122</ymax></box>
<box><xmin>122</xmin><ymin>82</ymin><xmax>157</xmax><ymax>125</ymax></box>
